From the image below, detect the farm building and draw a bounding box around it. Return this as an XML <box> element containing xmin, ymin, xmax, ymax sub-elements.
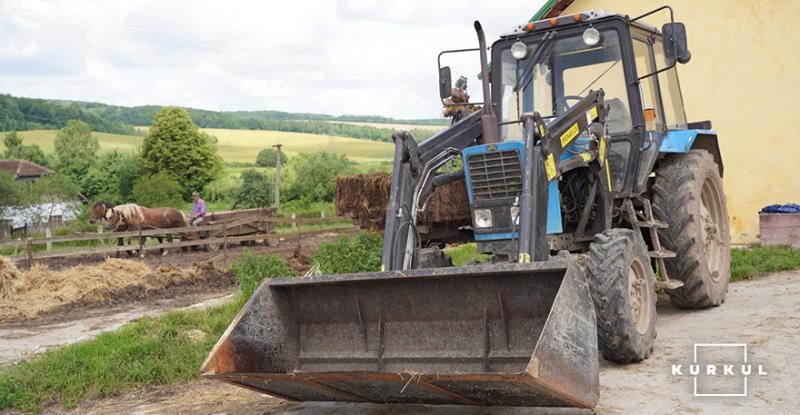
<box><xmin>0</xmin><ymin>159</ymin><xmax>52</xmax><ymax>183</ymax></box>
<box><xmin>532</xmin><ymin>0</ymin><xmax>799</xmax><ymax>243</ymax></box>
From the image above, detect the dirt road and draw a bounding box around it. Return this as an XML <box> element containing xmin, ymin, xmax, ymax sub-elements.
<box><xmin>32</xmin><ymin>270</ymin><xmax>800</xmax><ymax>414</ymax></box>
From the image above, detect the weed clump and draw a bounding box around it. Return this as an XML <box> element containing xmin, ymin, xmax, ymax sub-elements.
<box><xmin>312</xmin><ymin>231</ymin><xmax>383</xmax><ymax>274</ymax></box>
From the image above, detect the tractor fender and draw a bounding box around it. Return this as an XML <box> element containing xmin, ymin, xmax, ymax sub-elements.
<box><xmin>659</xmin><ymin>129</ymin><xmax>723</xmax><ymax>177</ymax></box>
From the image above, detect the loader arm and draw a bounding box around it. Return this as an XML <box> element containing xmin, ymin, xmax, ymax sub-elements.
<box><xmin>382</xmin><ymin>111</ymin><xmax>482</xmax><ymax>271</ymax></box>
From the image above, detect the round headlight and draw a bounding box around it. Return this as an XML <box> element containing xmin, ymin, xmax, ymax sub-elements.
<box><xmin>582</xmin><ymin>27</ymin><xmax>601</xmax><ymax>46</ymax></box>
<box><xmin>510</xmin><ymin>41</ymin><xmax>528</xmax><ymax>60</ymax></box>
<box><xmin>474</xmin><ymin>209</ymin><xmax>493</xmax><ymax>228</ymax></box>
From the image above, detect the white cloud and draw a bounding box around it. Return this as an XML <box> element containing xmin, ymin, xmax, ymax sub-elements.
<box><xmin>0</xmin><ymin>0</ymin><xmax>545</xmax><ymax>118</ymax></box>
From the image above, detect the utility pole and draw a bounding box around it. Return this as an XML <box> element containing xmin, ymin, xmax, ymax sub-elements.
<box><xmin>273</xmin><ymin>143</ymin><xmax>282</xmax><ymax>209</ymax></box>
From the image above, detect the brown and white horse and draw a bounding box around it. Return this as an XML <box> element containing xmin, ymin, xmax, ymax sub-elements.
<box><xmin>90</xmin><ymin>201</ymin><xmax>135</xmax><ymax>256</ymax></box>
<box><xmin>98</xmin><ymin>203</ymin><xmax>189</xmax><ymax>256</ymax></box>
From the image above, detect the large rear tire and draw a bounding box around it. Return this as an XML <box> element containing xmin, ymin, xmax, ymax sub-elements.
<box><xmin>652</xmin><ymin>149</ymin><xmax>731</xmax><ymax>309</ymax></box>
<box><xmin>587</xmin><ymin>229</ymin><xmax>657</xmax><ymax>363</ymax></box>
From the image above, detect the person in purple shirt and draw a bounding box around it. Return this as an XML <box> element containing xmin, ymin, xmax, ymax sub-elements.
<box><xmin>190</xmin><ymin>191</ymin><xmax>207</xmax><ymax>226</ymax></box>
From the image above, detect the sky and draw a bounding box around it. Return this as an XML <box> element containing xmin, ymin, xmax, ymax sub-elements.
<box><xmin>0</xmin><ymin>0</ymin><xmax>546</xmax><ymax>119</ymax></box>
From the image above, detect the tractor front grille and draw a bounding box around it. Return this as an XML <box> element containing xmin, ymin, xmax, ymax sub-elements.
<box><xmin>467</xmin><ymin>150</ymin><xmax>522</xmax><ymax>201</ymax></box>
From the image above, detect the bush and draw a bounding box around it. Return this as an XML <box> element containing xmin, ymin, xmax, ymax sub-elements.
<box><xmin>255</xmin><ymin>147</ymin><xmax>288</xmax><ymax>167</ymax></box>
<box><xmin>232</xmin><ymin>251</ymin><xmax>294</xmax><ymax>299</ymax></box>
<box><xmin>285</xmin><ymin>151</ymin><xmax>355</xmax><ymax>203</ymax></box>
<box><xmin>234</xmin><ymin>170</ymin><xmax>273</xmax><ymax>209</ymax></box>
<box><xmin>312</xmin><ymin>231</ymin><xmax>383</xmax><ymax>274</ymax></box>
<box><xmin>204</xmin><ymin>176</ymin><xmax>240</xmax><ymax>203</ymax></box>
<box><xmin>0</xmin><ymin>172</ymin><xmax>21</xmax><ymax>207</ymax></box>
<box><xmin>132</xmin><ymin>173</ymin><xmax>184</xmax><ymax>208</ymax></box>
<box><xmin>81</xmin><ymin>150</ymin><xmax>142</xmax><ymax>202</ymax></box>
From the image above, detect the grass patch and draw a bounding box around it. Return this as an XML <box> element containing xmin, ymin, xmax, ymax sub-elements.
<box><xmin>445</xmin><ymin>243</ymin><xmax>490</xmax><ymax>267</ymax></box>
<box><xmin>312</xmin><ymin>231</ymin><xmax>383</xmax><ymax>274</ymax></box>
<box><xmin>0</xmin><ymin>251</ymin><xmax>293</xmax><ymax>412</ymax></box>
<box><xmin>731</xmin><ymin>245</ymin><xmax>800</xmax><ymax>281</ymax></box>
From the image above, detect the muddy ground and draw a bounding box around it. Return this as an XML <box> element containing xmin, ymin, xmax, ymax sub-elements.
<box><xmin>0</xmin><ymin>228</ymin><xmax>356</xmax><ymax>365</ymax></box>
<box><xmin>33</xmin><ymin>270</ymin><xmax>799</xmax><ymax>415</ymax></box>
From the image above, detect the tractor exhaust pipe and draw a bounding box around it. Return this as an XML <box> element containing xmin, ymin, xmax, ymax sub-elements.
<box><xmin>474</xmin><ymin>21</ymin><xmax>500</xmax><ymax>144</ymax></box>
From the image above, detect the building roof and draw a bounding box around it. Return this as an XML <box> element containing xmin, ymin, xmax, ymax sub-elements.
<box><xmin>0</xmin><ymin>159</ymin><xmax>53</xmax><ymax>179</ymax></box>
<box><xmin>531</xmin><ymin>0</ymin><xmax>575</xmax><ymax>20</ymax></box>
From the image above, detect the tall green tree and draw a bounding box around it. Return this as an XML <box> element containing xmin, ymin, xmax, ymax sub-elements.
<box><xmin>140</xmin><ymin>107</ymin><xmax>222</xmax><ymax>199</ymax></box>
<box><xmin>53</xmin><ymin>120</ymin><xmax>99</xmax><ymax>182</ymax></box>
<box><xmin>286</xmin><ymin>151</ymin><xmax>354</xmax><ymax>202</ymax></box>
<box><xmin>2</xmin><ymin>131</ymin><xmax>49</xmax><ymax>167</ymax></box>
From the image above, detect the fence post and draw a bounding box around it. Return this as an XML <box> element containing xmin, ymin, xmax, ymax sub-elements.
<box><xmin>45</xmin><ymin>227</ymin><xmax>52</xmax><ymax>251</ymax></box>
<box><xmin>291</xmin><ymin>212</ymin><xmax>297</xmax><ymax>229</ymax></box>
<box><xmin>26</xmin><ymin>238</ymin><xmax>33</xmax><ymax>268</ymax></box>
<box><xmin>321</xmin><ymin>210</ymin><xmax>326</xmax><ymax>219</ymax></box>
<box><xmin>223</xmin><ymin>222</ymin><xmax>228</xmax><ymax>262</ymax></box>
<box><xmin>273</xmin><ymin>143</ymin><xmax>282</xmax><ymax>209</ymax></box>
<box><xmin>138</xmin><ymin>228</ymin><xmax>144</xmax><ymax>258</ymax></box>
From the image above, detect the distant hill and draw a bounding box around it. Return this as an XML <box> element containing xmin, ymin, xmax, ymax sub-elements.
<box><xmin>0</xmin><ymin>94</ymin><xmax>446</xmax><ymax>142</ymax></box>
<box><xmin>0</xmin><ymin>95</ymin><xmax>139</xmax><ymax>135</ymax></box>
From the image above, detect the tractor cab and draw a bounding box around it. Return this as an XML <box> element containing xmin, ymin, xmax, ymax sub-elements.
<box><xmin>438</xmin><ymin>8</ymin><xmax>706</xmax><ymax>256</ymax></box>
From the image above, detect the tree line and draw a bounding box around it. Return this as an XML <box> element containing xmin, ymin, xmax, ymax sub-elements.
<box><xmin>0</xmin><ymin>94</ymin><xmax>445</xmax><ymax>143</ymax></box>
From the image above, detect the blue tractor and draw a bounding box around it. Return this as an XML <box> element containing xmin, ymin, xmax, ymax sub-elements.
<box><xmin>204</xmin><ymin>7</ymin><xmax>729</xmax><ymax>409</ymax></box>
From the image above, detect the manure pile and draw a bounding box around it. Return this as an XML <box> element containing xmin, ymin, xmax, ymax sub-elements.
<box><xmin>0</xmin><ymin>257</ymin><xmax>233</xmax><ymax>323</ymax></box>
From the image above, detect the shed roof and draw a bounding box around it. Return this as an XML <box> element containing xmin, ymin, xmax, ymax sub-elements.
<box><xmin>0</xmin><ymin>159</ymin><xmax>53</xmax><ymax>179</ymax></box>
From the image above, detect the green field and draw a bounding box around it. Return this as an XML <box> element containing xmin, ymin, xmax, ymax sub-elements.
<box><xmin>1</xmin><ymin>128</ymin><xmax>395</xmax><ymax>165</ymax></box>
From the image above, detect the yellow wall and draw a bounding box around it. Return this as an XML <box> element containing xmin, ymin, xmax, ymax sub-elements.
<box><xmin>558</xmin><ymin>0</ymin><xmax>800</xmax><ymax>243</ymax></box>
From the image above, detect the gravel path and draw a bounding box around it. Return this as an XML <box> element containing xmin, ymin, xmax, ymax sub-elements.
<box><xmin>19</xmin><ymin>270</ymin><xmax>800</xmax><ymax>415</ymax></box>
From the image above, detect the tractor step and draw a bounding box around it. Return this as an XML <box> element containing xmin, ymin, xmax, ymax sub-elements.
<box><xmin>656</xmin><ymin>279</ymin><xmax>684</xmax><ymax>290</ymax></box>
<box><xmin>648</xmin><ymin>249</ymin><xmax>676</xmax><ymax>258</ymax></box>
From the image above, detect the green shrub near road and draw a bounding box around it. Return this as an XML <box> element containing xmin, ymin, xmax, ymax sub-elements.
<box><xmin>312</xmin><ymin>231</ymin><xmax>383</xmax><ymax>274</ymax></box>
<box><xmin>232</xmin><ymin>251</ymin><xmax>294</xmax><ymax>299</ymax></box>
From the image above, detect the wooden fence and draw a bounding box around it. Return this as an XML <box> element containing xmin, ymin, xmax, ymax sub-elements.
<box><xmin>1</xmin><ymin>215</ymin><xmax>354</xmax><ymax>265</ymax></box>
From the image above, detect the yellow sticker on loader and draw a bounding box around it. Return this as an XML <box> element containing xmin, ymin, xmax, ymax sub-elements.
<box><xmin>599</xmin><ymin>137</ymin><xmax>606</xmax><ymax>163</ymax></box>
<box><xmin>545</xmin><ymin>153</ymin><xmax>557</xmax><ymax>181</ymax></box>
<box><xmin>517</xmin><ymin>252</ymin><xmax>531</xmax><ymax>264</ymax></box>
<box><xmin>560</xmin><ymin>123</ymin><xmax>579</xmax><ymax>147</ymax></box>
<box><xmin>604</xmin><ymin>159</ymin><xmax>612</xmax><ymax>191</ymax></box>
<box><xmin>580</xmin><ymin>152</ymin><xmax>592</xmax><ymax>163</ymax></box>
<box><xmin>589</xmin><ymin>106</ymin><xmax>598</xmax><ymax>120</ymax></box>
<box><xmin>538</xmin><ymin>124</ymin><xmax>545</xmax><ymax>138</ymax></box>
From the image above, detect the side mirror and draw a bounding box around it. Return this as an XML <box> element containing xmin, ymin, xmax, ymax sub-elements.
<box><xmin>439</xmin><ymin>66</ymin><xmax>452</xmax><ymax>100</ymax></box>
<box><xmin>662</xmin><ymin>22</ymin><xmax>691</xmax><ymax>64</ymax></box>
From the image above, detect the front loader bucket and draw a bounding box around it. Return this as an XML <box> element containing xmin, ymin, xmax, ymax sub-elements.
<box><xmin>201</xmin><ymin>258</ymin><xmax>599</xmax><ymax>408</ymax></box>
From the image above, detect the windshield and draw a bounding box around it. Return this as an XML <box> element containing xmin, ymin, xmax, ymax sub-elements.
<box><xmin>498</xmin><ymin>29</ymin><xmax>631</xmax><ymax>140</ymax></box>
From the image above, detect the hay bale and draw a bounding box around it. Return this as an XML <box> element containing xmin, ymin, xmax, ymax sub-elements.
<box><xmin>0</xmin><ymin>256</ymin><xmax>22</xmax><ymax>299</ymax></box>
<box><xmin>335</xmin><ymin>173</ymin><xmax>472</xmax><ymax>234</ymax></box>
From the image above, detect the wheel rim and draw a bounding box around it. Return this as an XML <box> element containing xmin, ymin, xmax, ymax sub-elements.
<box><xmin>628</xmin><ymin>258</ymin><xmax>652</xmax><ymax>335</ymax></box>
<box><xmin>700</xmin><ymin>176</ymin><xmax>725</xmax><ymax>282</ymax></box>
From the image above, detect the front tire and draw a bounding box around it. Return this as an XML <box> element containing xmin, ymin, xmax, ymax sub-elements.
<box><xmin>652</xmin><ymin>149</ymin><xmax>731</xmax><ymax>309</ymax></box>
<box><xmin>587</xmin><ymin>229</ymin><xmax>657</xmax><ymax>363</ymax></box>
